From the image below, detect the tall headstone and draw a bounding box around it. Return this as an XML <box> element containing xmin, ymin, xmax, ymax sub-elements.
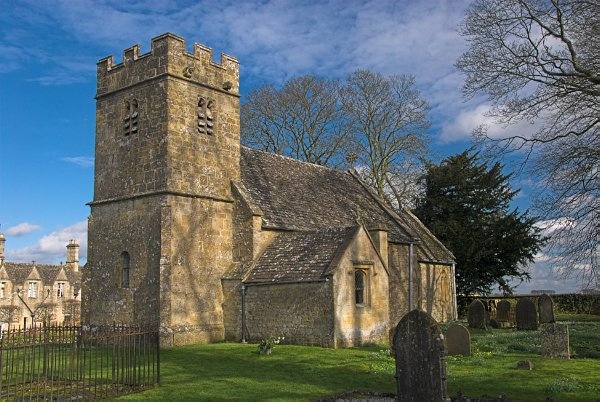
<box><xmin>541</xmin><ymin>323</ymin><xmax>570</xmax><ymax>359</ymax></box>
<box><xmin>467</xmin><ymin>299</ymin><xmax>486</xmax><ymax>329</ymax></box>
<box><xmin>538</xmin><ymin>294</ymin><xmax>555</xmax><ymax>324</ymax></box>
<box><xmin>516</xmin><ymin>298</ymin><xmax>538</xmax><ymax>330</ymax></box>
<box><xmin>446</xmin><ymin>323</ymin><xmax>471</xmax><ymax>356</ymax></box>
<box><xmin>496</xmin><ymin>300</ymin><xmax>512</xmax><ymax>322</ymax></box>
<box><xmin>393</xmin><ymin>309</ymin><xmax>448</xmax><ymax>402</ymax></box>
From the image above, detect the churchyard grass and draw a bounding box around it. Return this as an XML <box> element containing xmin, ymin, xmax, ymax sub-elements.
<box><xmin>116</xmin><ymin>314</ymin><xmax>599</xmax><ymax>401</ymax></box>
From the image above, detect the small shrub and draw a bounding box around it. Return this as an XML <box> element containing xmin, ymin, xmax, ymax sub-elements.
<box><xmin>368</xmin><ymin>349</ymin><xmax>394</xmax><ymax>374</ymax></box>
<box><xmin>257</xmin><ymin>336</ymin><xmax>284</xmax><ymax>355</ymax></box>
<box><xmin>546</xmin><ymin>377</ymin><xmax>584</xmax><ymax>393</ymax></box>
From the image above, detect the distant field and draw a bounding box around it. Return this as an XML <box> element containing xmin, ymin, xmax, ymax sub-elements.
<box><xmin>117</xmin><ymin>314</ymin><xmax>600</xmax><ymax>401</ymax></box>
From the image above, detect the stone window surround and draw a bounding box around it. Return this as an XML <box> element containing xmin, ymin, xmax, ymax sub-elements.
<box><xmin>57</xmin><ymin>282</ymin><xmax>65</xmax><ymax>298</ymax></box>
<box><xmin>123</xmin><ymin>98</ymin><xmax>139</xmax><ymax>136</ymax></box>
<box><xmin>354</xmin><ymin>266</ymin><xmax>371</xmax><ymax>307</ymax></box>
<box><xmin>121</xmin><ymin>251</ymin><xmax>131</xmax><ymax>288</ymax></box>
<box><xmin>197</xmin><ymin>96</ymin><xmax>215</xmax><ymax>135</ymax></box>
<box><xmin>28</xmin><ymin>281</ymin><xmax>38</xmax><ymax>298</ymax></box>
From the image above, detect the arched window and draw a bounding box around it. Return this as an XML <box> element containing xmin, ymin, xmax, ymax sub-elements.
<box><xmin>121</xmin><ymin>252</ymin><xmax>130</xmax><ymax>288</ymax></box>
<box><xmin>355</xmin><ymin>270</ymin><xmax>366</xmax><ymax>305</ymax></box>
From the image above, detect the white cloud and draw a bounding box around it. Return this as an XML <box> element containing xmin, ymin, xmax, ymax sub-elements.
<box><xmin>5</xmin><ymin>221</ymin><xmax>87</xmax><ymax>264</ymax></box>
<box><xmin>509</xmin><ymin>257</ymin><xmax>581</xmax><ymax>295</ymax></box>
<box><xmin>61</xmin><ymin>156</ymin><xmax>95</xmax><ymax>168</ymax></box>
<box><xmin>439</xmin><ymin>102</ymin><xmax>543</xmax><ymax>144</ymax></box>
<box><xmin>5</xmin><ymin>222</ymin><xmax>42</xmax><ymax>237</ymax></box>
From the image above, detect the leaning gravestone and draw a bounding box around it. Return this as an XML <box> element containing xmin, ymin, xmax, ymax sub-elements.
<box><xmin>446</xmin><ymin>323</ymin><xmax>471</xmax><ymax>356</ymax></box>
<box><xmin>496</xmin><ymin>300</ymin><xmax>512</xmax><ymax>322</ymax></box>
<box><xmin>541</xmin><ymin>323</ymin><xmax>570</xmax><ymax>359</ymax></box>
<box><xmin>516</xmin><ymin>298</ymin><xmax>538</xmax><ymax>330</ymax></box>
<box><xmin>538</xmin><ymin>293</ymin><xmax>555</xmax><ymax>324</ymax></box>
<box><xmin>467</xmin><ymin>299</ymin><xmax>486</xmax><ymax>329</ymax></box>
<box><xmin>393</xmin><ymin>309</ymin><xmax>448</xmax><ymax>402</ymax></box>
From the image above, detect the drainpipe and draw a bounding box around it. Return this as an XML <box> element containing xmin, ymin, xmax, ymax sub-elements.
<box><xmin>451</xmin><ymin>263</ymin><xmax>458</xmax><ymax>319</ymax></box>
<box><xmin>408</xmin><ymin>242</ymin><xmax>414</xmax><ymax>311</ymax></box>
<box><xmin>241</xmin><ymin>284</ymin><xmax>247</xmax><ymax>343</ymax></box>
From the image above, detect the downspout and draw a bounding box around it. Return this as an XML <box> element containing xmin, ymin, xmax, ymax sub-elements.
<box><xmin>408</xmin><ymin>242</ymin><xmax>414</xmax><ymax>311</ymax></box>
<box><xmin>241</xmin><ymin>284</ymin><xmax>247</xmax><ymax>343</ymax></box>
<box><xmin>451</xmin><ymin>263</ymin><xmax>458</xmax><ymax>320</ymax></box>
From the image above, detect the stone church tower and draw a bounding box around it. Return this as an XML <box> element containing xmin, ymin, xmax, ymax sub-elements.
<box><xmin>83</xmin><ymin>33</ymin><xmax>240</xmax><ymax>345</ymax></box>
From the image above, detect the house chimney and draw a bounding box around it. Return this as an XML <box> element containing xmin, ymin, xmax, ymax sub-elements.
<box><xmin>0</xmin><ymin>233</ymin><xmax>5</xmax><ymax>263</ymax></box>
<box><xmin>66</xmin><ymin>239</ymin><xmax>79</xmax><ymax>272</ymax></box>
<box><xmin>368</xmin><ymin>224</ymin><xmax>388</xmax><ymax>268</ymax></box>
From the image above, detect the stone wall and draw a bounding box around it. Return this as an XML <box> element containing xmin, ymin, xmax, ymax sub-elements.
<box><xmin>331</xmin><ymin>227</ymin><xmax>390</xmax><ymax>347</ymax></box>
<box><xmin>388</xmin><ymin>244</ymin><xmax>411</xmax><ymax>328</ymax></box>
<box><xmin>164</xmin><ymin>196</ymin><xmax>234</xmax><ymax>345</ymax></box>
<box><xmin>415</xmin><ymin>262</ymin><xmax>455</xmax><ymax>322</ymax></box>
<box><xmin>244</xmin><ymin>281</ymin><xmax>334</xmax><ymax>346</ymax></box>
<box><xmin>84</xmin><ymin>197</ymin><xmax>162</xmax><ymax>325</ymax></box>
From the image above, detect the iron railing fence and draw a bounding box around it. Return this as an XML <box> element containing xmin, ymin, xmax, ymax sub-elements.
<box><xmin>0</xmin><ymin>323</ymin><xmax>159</xmax><ymax>401</ymax></box>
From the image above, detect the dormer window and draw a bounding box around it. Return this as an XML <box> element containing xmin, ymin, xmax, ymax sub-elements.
<box><xmin>57</xmin><ymin>282</ymin><xmax>65</xmax><ymax>298</ymax></box>
<box><xmin>0</xmin><ymin>282</ymin><xmax>5</xmax><ymax>298</ymax></box>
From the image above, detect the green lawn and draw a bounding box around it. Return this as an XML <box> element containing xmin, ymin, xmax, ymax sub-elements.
<box><xmin>117</xmin><ymin>314</ymin><xmax>600</xmax><ymax>401</ymax></box>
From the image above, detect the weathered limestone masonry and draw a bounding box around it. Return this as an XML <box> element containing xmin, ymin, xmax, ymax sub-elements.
<box><xmin>83</xmin><ymin>33</ymin><xmax>240</xmax><ymax>346</ymax></box>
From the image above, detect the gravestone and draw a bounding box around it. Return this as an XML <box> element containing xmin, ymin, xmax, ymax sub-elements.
<box><xmin>496</xmin><ymin>300</ymin><xmax>512</xmax><ymax>322</ymax></box>
<box><xmin>516</xmin><ymin>298</ymin><xmax>538</xmax><ymax>330</ymax></box>
<box><xmin>467</xmin><ymin>299</ymin><xmax>486</xmax><ymax>329</ymax></box>
<box><xmin>446</xmin><ymin>323</ymin><xmax>471</xmax><ymax>356</ymax></box>
<box><xmin>393</xmin><ymin>309</ymin><xmax>448</xmax><ymax>402</ymax></box>
<box><xmin>541</xmin><ymin>323</ymin><xmax>570</xmax><ymax>359</ymax></box>
<box><xmin>538</xmin><ymin>293</ymin><xmax>555</xmax><ymax>324</ymax></box>
<box><xmin>517</xmin><ymin>360</ymin><xmax>533</xmax><ymax>370</ymax></box>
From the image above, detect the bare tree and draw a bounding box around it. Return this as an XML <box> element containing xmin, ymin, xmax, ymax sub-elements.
<box><xmin>457</xmin><ymin>0</ymin><xmax>599</xmax><ymax>287</ymax></box>
<box><xmin>341</xmin><ymin>70</ymin><xmax>430</xmax><ymax>209</ymax></box>
<box><xmin>241</xmin><ymin>75</ymin><xmax>351</xmax><ymax>167</ymax></box>
<box><xmin>0</xmin><ymin>305</ymin><xmax>19</xmax><ymax>324</ymax></box>
<box><xmin>242</xmin><ymin>71</ymin><xmax>431</xmax><ymax>209</ymax></box>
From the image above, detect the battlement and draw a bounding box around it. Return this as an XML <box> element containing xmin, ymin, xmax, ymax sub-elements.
<box><xmin>96</xmin><ymin>33</ymin><xmax>239</xmax><ymax>97</ymax></box>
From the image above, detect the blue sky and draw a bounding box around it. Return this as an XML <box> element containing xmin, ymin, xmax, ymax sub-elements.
<box><xmin>0</xmin><ymin>0</ymin><xmax>580</xmax><ymax>293</ymax></box>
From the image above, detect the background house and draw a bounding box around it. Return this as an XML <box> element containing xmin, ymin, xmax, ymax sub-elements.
<box><xmin>0</xmin><ymin>235</ymin><xmax>81</xmax><ymax>327</ymax></box>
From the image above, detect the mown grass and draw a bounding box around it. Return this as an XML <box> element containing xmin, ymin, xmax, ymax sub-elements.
<box><xmin>117</xmin><ymin>314</ymin><xmax>600</xmax><ymax>401</ymax></box>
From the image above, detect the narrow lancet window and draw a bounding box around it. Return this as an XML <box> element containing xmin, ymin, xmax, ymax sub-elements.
<box><xmin>355</xmin><ymin>270</ymin><xmax>366</xmax><ymax>305</ymax></box>
<box><xmin>121</xmin><ymin>251</ymin><xmax>130</xmax><ymax>288</ymax></box>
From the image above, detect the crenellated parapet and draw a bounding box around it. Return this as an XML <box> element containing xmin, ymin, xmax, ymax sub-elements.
<box><xmin>96</xmin><ymin>33</ymin><xmax>239</xmax><ymax>98</ymax></box>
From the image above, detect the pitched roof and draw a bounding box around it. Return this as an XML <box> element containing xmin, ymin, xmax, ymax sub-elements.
<box><xmin>239</xmin><ymin>147</ymin><xmax>454</xmax><ymax>263</ymax></box>
<box><xmin>394</xmin><ymin>209</ymin><xmax>456</xmax><ymax>264</ymax></box>
<box><xmin>240</xmin><ymin>147</ymin><xmax>413</xmax><ymax>243</ymax></box>
<box><xmin>244</xmin><ymin>226</ymin><xmax>357</xmax><ymax>284</ymax></box>
<box><xmin>2</xmin><ymin>262</ymin><xmax>81</xmax><ymax>287</ymax></box>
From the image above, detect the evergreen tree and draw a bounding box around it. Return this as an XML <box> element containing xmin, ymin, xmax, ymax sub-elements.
<box><xmin>414</xmin><ymin>151</ymin><xmax>546</xmax><ymax>295</ymax></box>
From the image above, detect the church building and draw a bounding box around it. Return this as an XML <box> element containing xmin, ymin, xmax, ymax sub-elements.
<box><xmin>82</xmin><ymin>33</ymin><xmax>457</xmax><ymax>347</ymax></box>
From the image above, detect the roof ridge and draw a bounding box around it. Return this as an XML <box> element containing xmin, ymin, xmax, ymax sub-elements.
<box><xmin>241</xmin><ymin>146</ymin><xmax>347</xmax><ymax>175</ymax></box>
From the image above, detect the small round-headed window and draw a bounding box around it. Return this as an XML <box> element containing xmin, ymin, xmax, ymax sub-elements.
<box><xmin>121</xmin><ymin>251</ymin><xmax>130</xmax><ymax>288</ymax></box>
<box><xmin>355</xmin><ymin>270</ymin><xmax>367</xmax><ymax>305</ymax></box>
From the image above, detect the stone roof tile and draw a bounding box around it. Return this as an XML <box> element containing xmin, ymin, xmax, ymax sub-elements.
<box><xmin>244</xmin><ymin>226</ymin><xmax>356</xmax><ymax>284</ymax></box>
<box><xmin>240</xmin><ymin>147</ymin><xmax>413</xmax><ymax>243</ymax></box>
